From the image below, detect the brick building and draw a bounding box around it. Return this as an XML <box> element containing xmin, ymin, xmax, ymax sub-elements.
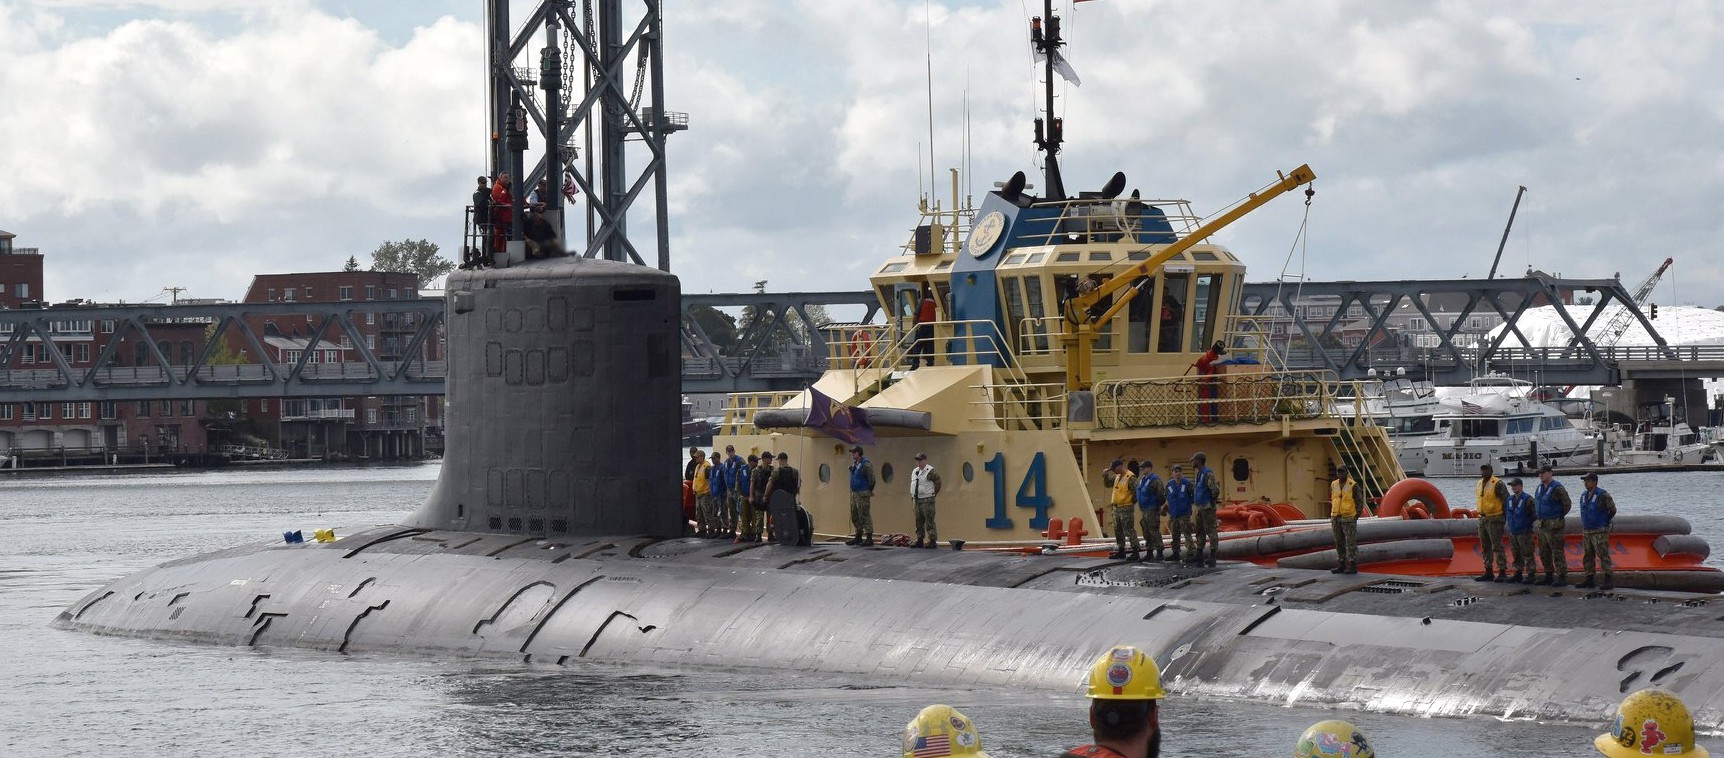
<box><xmin>0</xmin><ymin>229</ymin><xmax>44</xmax><ymax>308</ymax></box>
<box><xmin>238</xmin><ymin>271</ymin><xmax>443</xmax><ymax>459</ymax></box>
<box><xmin>0</xmin><ymin>230</ymin><xmax>213</xmax><ymax>460</ymax></box>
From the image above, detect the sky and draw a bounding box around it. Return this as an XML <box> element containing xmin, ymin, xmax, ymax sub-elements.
<box><xmin>2</xmin><ymin>0</ymin><xmax>1722</xmax><ymax>310</ymax></box>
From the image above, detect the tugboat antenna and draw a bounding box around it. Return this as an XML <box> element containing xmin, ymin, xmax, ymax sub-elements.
<box><xmin>1030</xmin><ymin>0</ymin><xmax>1068</xmax><ymax>200</ymax></box>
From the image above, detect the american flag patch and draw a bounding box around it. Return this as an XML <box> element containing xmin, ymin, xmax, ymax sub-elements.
<box><xmin>913</xmin><ymin>734</ymin><xmax>952</xmax><ymax>757</ymax></box>
<box><xmin>1462</xmin><ymin>400</ymin><xmax>1482</xmax><ymax>415</ymax></box>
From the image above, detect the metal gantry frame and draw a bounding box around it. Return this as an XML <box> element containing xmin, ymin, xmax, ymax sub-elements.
<box><xmin>1237</xmin><ymin>274</ymin><xmax>1672</xmax><ymax>385</ymax></box>
<box><xmin>487</xmin><ymin>0</ymin><xmax>681</xmax><ymax>270</ymax></box>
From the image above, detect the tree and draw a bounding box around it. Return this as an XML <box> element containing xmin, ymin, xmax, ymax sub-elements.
<box><xmin>687</xmin><ymin>305</ymin><xmax>738</xmax><ymax>356</ymax></box>
<box><xmin>343</xmin><ymin>255</ymin><xmax>361</xmax><ymax>272</ymax></box>
<box><xmin>370</xmin><ymin>239</ymin><xmax>454</xmax><ymax>287</ymax></box>
<box><xmin>735</xmin><ymin>280</ymin><xmax>832</xmax><ymax>356</ymax></box>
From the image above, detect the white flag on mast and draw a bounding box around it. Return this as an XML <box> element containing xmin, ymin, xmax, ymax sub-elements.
<box><xmin>1032</xmin><ymin>47</ymin><xmax>1082</xmax><ymax>87</ymax></box>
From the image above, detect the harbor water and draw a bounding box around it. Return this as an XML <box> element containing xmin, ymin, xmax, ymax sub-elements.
<box><xmin>3</xmin><ymin>465</ymin><xmax>1720</xmax><ymax>757</ymax></box>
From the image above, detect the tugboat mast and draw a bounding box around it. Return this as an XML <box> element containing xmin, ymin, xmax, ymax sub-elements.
<box><xmin>1030</xmin><ymin>0</ymin><xmax>1068</xmax><ymax>201</ymax></box>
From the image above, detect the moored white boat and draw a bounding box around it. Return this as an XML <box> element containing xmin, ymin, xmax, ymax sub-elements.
<box><xmin>1417</xmin><ymin>377</ymin><xmax>1600</xmax><ymax>476</ymax></box>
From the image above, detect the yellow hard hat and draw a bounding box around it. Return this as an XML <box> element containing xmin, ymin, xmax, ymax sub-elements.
<box><xmin>901</xmin><ymin>704</ymin><xmax>990</xmax><ymax>758</ymax></box>
<box><xmin>1597</xmin><ymin>688</ymin><xmax>1709</xmax><ymax>758</ymax></box>
<box><xmin>1085</xmin><ymin>646</ymin><xmax>1166</xmax><ymax>700</ymax></box>
<box><xmin>1293</xmin><ymin>720</ymin><xmax>1374</xmax><ymax>758</ymax></box>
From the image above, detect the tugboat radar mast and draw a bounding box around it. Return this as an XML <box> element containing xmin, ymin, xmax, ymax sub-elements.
<box><xmin>1029</xmin><ymin>0</ymin><xmax>1068</xmax><ymax>201</ymax></box>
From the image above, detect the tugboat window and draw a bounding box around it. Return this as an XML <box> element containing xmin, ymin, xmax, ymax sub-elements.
<box><xmin>1127</xmin><ymin>276</ymin><xmax>1152</xmax><ymax>353</ymax></box>
<box><xmin>1024</xmin><ymin>276</ymin><xmax>1050</xmax><ymax>352</ymax></box>
<box><xmin>1002</xmin><ymin>277</ymin><xmax>1027</xmax><ymax>353</ymax></box>
<box><xmin>1232</xmin><ymin>458</ymin><xmax>1250</xmax><ymax>482</ymax></box>
<box><xmin>1158</xmin><ymin>273</ymin><xmax>1188</xmax><ymax>353</ymax></box>
<box><xmin>881</xmin><ymin>462</ymin><xmax>895</xmax><ymax>483</ymax></box>
<box><xmin>962</xmin><ymin>462</ymin><xmax>975</xmax><ymax>482</ymax></box>
<box><xmin>1189</xmin><ymin>273</ymin><xmax>1220</xmax><ymax>352</ymax></box>
<box><xmin>818</xmin><ymin>463</ymin><xmax>831</xmax><ymax>483</ymax></box>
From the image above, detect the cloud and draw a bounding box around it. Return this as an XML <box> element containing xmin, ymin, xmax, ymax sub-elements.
<box><xmin>2</xmin><ymin>0</ymin><xmax>1722</xmax><ymax>311</ymax></box>
<box><xmin>0</xmin><ymin>2</ymin><xmax>479</xmax><ymax>300</ymax></box>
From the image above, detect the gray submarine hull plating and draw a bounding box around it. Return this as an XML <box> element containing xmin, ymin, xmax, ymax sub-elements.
<box><xmin>57</xmin><ymin>528</ymin><xmax>1724</xmax><ymax>729</ymax></box>
<box><xmin>54</xmin><ymin>257</ymin><xmax>1724</xmax><ymax>729</ymax></box>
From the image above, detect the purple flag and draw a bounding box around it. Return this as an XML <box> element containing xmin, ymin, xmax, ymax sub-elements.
<box><xmin>805</xmin><ymin>386</ymin><xmax>875</xmax><ymax>446</ymax></box>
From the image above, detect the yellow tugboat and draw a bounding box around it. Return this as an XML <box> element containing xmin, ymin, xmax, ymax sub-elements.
<box><xmin>715</xmin><ymin>157</ymin><xmax>1406</xmax><ymax>548</ymax></box>
<box><xmin>714</xmin><ymin>6</ymin><xmax>1717</xmax><ymax>590</ymax></box>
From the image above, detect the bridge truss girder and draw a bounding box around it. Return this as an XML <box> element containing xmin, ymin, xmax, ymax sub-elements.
<box><xmin>1238</xmin><ymin>274</ymin><xmax>1666</xmax><ymax>386</ymax></box>
<box><xmin>0</xmin><ymin>300</ymin><xmax>446</xmax><ymax>403</ymax></box>
<box><xmin>680</xmin><ymin>291</ymin><xmax>878</xmax><ymax>393</ymax></box>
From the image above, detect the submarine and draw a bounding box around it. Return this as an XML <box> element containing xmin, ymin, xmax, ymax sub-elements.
<box><xmin>56</xmin><ymin>207</ymin><xmax>1724</xmax><ymax>733</ymax></box>
<box><xmin>58</xmin><ymin>2</ymin><xmax>1724</xmax><ymax>733</ymax></box>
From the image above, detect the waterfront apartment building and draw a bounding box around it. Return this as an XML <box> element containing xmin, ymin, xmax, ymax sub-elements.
<box><xmin>0</xmin><ymin>229</ymin><xmax>43</xmax><ymax>309</ymax></box>
<box><xmin>0</xmin><ymin>231</ymin><xmax>212</xmax><ymax>459</ymax></box>
<box><xmin>238</xmin><ymin>271</ymin><xmax>443</xmax><ymax>460</ymax></box>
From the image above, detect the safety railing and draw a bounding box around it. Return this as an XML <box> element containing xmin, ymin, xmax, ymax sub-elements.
<box><xmin>1093</xmin><ymin>369</ymin><xmax>1338</xmax><ymax>430</ymax></box>
<box><xmin>1016</xmin><ymin>316</ymin><xmax>1063</xmax><ymax>358</ymax></box>
<box><xmin>716</xmin><ymin>390</ymin><xmax>802</xmax><ymax>435</ymax></box>
<box><xmin>970</xmin><ymin>381</ymin><xmax>1068</xmax><ymax>431</ymax></box>
<box><xmin>1007</xmin><ymin>197</ymin><xmax>1206</xmax><ymax>247</ymax></box>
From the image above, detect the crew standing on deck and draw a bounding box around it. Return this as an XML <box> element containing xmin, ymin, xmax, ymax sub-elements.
<box><xmin>1164</xmin><ymin>464</ymin><xmax>1194</xmax><ymax>564</ymax></box>
<box><xmin>490</xmin><ymin>172</ymin><xmax>513</xmax><ymax>254</ymax></box>
<box><xmin>1595</xmin><ymin>688</ymin><xmax>1709</xmax><ymax>757</ymax></box>
<box><xmin>1533</xmin><ymin>465</ymin><xmax>1572</xmax><ymax>585</ymax></box>
<box><xmin>709</xmin><ymin>449</ymin><xmax>731</xmax><ymax>538</ymax></box>
<box><xmin>1056</xmin><ymin>646</ymin><xmax>1166</xmax><ymax>758</ymax></box>
<box><xmin>750</xmin><ymin>452</ymin><xmax>773</xmax><ymax>542</ymax></box>
<box><xmin>1576</xmin><ymin>472</ymin><xmax>1617</xmax><ymax>590</ymax></box>
<box><xmin>1108</xmin><ymin>459</ymin><xmax>1141</xmax><ymax>560</ymax></box>
<box><xmin>1504</xmin><ymin>477</ymin><xmax>1537</xmax><ymax>583</ymax></box>
<box><xmin>468</xmin><ymin>176</ymin><xmax>491</xmax><ymax>269</ymax></box>
<box><xmin>690</xmin><ymin>449</ymin><xmax>713</xmax><ymax>537</ymax></box>
<box><xmin>765</xmin><ymin>452</ymin><xmax>801</xmax><ymax>544</ymax></box>
<box><xmin>1189</xmin><ymin>453</ymin><xmax>1220</xmax><ymax>567</ymax></box>
<box><xmin>847</xmin><ymin>445</ymin><xmax>876</xmax><ymax>547</ymax></box>
<box><xmin>1136</xmin><ymin>460</ymin><xmax>1167</xmax><ymax>562</ymax></box>
<box><xmin>732</xmin><ymin>453</ymin><xmax>754</xmax><ymax>544</ymax></box>
<box><xmin>909</xmin><ymin>287</ymin><xmax>938</xmax><ymax>369</ymax></box>
<box><xmin>1329</xmin><ymin>466</ymin><xmax>1360</xmax><ymax>575</ymax></box>
<box><xmin>1475</xmin><ymin>463</ymin><xmax>1511</xmax><ymax>582</ymax></box>
<box><xmin>910</xmin><ymin>452</ymin><xmax>942</xmax><ymax>548</ymax></box>
<box><xmin>724</xmin><ymin>445</ymin><xmax>745</xmax><ymax>539</ymax></box>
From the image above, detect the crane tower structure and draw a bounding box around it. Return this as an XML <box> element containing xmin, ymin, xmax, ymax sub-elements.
<box><xmin>485</xmin><ymin>0</ymin><xmax>684</xmax><ymax>271</ymax></box>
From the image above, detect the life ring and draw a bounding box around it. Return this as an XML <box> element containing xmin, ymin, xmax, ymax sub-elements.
<box><xmin>1376</xmin><ymin>478</ymin><xmax>1452</xmax><ymax>519</ymax></box>
<box><xmin>849</xmin><ymin>331</ymin><xmax>874</xmax><ymax>368</ymax></box>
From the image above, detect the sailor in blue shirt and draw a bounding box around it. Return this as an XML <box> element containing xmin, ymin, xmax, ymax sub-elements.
<box><xmin>1575</xmin><ymin>472</ymin><xmax>1618</xmax><ymax>590</ymax></box>
<box><xmin>1531</xmin><ymin>465</ymin><xmax>1572</xmax><ymax>585</ymax></box>
<box><xmin>709</xmin><ymin>450</ymin><xmax>732</xmax><ymax>538</ymax></box>
<box><xmin>1164</xmin><ymin>464</ymin><xmax>1195</xmax><ymax>564</ymax></box>
<box><xmin>1502</xmin><ymin>477</ymin><xmax>1538</xmax><ymax>584</ymax></box>
<box><xmin>1135</xmin><ymin>460</ymin><xmax>1167</xmax><ymax>563</ymax></box>
<box><xmin>1189</xmin><ymin>452</ymin><xmax>1221</xmax><ymax>567</ymax></box>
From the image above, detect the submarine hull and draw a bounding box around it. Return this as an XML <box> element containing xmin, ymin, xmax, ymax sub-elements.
<box><xmin>57</xmin><ymin>527</ymin><xmax>1724</xmax><ymax>730</ymax></box>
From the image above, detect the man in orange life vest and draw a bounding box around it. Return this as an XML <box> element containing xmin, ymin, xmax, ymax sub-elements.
<box><xmin>1056</xmin><ymin>646</ymin><xmax>1165</xmax><ymax>758</ymax></box>
<box><xmin>909</xmin><ymin>287</ymin><xmax>937</xmax><ymax>369</ymax></box>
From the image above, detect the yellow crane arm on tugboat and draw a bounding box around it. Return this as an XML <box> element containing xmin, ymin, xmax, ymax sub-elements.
<box><xmin>1059</xmin><ymin>164</ymin><xmax>1317</xmax><ymax>391</ymax></box>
